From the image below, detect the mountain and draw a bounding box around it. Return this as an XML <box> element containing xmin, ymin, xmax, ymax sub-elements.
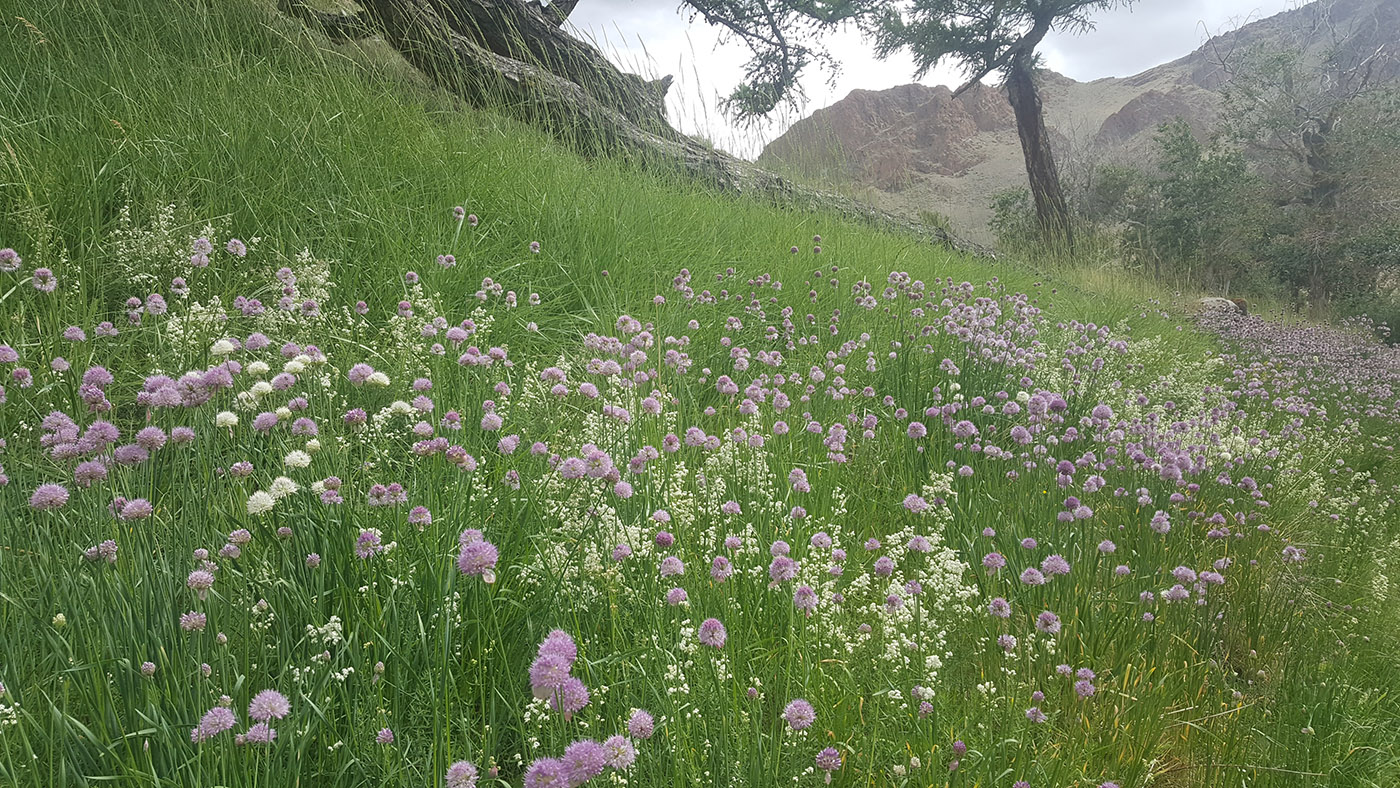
<box><xmin>757</xmin><ymin>0</ymin><xmax>1400</xmax><ymax>240</ymax></box>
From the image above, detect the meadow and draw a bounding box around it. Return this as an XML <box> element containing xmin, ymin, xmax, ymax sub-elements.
<box><xmin>2</xmin><ymin>1</ymin><xmax>1400</xmax><ymax>787</ymax></box>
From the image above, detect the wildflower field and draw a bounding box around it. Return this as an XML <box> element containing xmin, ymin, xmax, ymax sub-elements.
<box><xmin>3</xmin><ymin>2</ymin><xmax>1400</xmax><ymax>787</ymax></box>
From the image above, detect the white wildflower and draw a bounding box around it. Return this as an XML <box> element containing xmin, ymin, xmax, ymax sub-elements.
<box><xmin>247</xmin><ymin>491</ymin><xmax>276</xmax><ymax>515</ymax></box>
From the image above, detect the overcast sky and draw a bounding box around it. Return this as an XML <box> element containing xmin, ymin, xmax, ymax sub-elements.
<box><xmin>567</xmin><ymin>1</ymin><xmax>1300</xmax><ymax>158</ymax></box>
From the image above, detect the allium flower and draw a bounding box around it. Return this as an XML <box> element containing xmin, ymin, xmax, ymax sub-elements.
<box><xmin>1036</xmin><ymin>611</ymin><xmax>1062</xmax><ymax>635</ymax></box>
<box><xmin>988</xmin><ymin>597</ymin><xmax>1011</xmax><ymax>618</ymax></box>
<box><xmin>665</xmin><ymin>587</ymin><xmax>688</xmax><ymax>605</ymax></box>
<box><xmin>269</xmin><ymin>476</ymin><xmax>298</xmax><ymax>499</ymax></box>
<box><xmin>187</xmin><ymin>570</ymin><xmax>215</xmax><ymax>599</ymax></box>
<box><xmin>659</xmin><ymin>555</ymin><xmax>685</xmax><ymax>578</ymax></box>
<box><xmin>783</xmin><ymin>698</ymin><xmax>816</xmax><ymax>730</ymax></box>
<box><xmin>1172</xmin><ymin>566</ymin><xmax>1198</xmax><ymax>583</ymax></box>
<box><xmin>1074</xmin><ymin>680</ymin><xmax>1096</xmax><ymax>698</ymax></box>
<box><xmin>563</xmin><ymin>739</ymin><xmax>607</xmax><ymax>784</ymax></box>
<box><xmin>113</xmin><ymin>444</ymin><xmax>149</xmax><ymax>465</ymax></box>
<box><xmin>140</xmin><ymin>661</ymin><xmax>156</xmax><ymax>676</ymax></box>
<box><xmin>1041</xmin><ymin>554</ymin><xmax>1071</xmax><ymax>576</ymax></box>
<box><xmin>710</xmin><ymin>555</ymin><xmax>733</xmax><ymax>582</ymax></box>
<box><xmin>768</xmin><ymin>555</ymin><xmax>799</xmax><ymax>583</ymax></box>
<box><xmin>602</xmin><ymin>735</ymin><xmax>636</xmax><ymax>770</ymax></box>
<box><xmin>445</xmin><ymin>761</ymin><xmax>479</xmax><ymax>788</ymax></box>
<box><xmin>539</xmin><ymin>630</ymin><xmax>578</xmax><ymax>665</ymax></box>
<box><xmin>248</xmin><ymin>689</ymin><xmax>291</xmax><ymax>721</ymax></box>
<box><xmin>1019</xmin><ymin>568</ymin><xmax>1046</xmax><ymax>585</ymax></box>
<box><xmin>135</xmin><ymin>426</ymin><xmax>167</xmax><ymax>451</ymax></box>
<box><xmin>1162</xmin><ymin>584</ymin><xmax>1190</xmax><ymax>602</ymax></box>
<box><xmin>190</xmin><ymin>706</ymin><xmax>236</xmax><ymax>742</ymax></box>
<box><xmin>355</xmin><ymin>529</ymin><xmax>385</xmax><ymax>559</ymax></box>
<box><xmin>815</xmin><ymin>747</ymin><xmax>842</xmax><ymax>782</ymax></box>
<box><xmin>457</xmin><ymin>540</ymin><xmax>499</xmax><ymax>583</ymax></box>
<box><xmin>998</xmin><ymin>634</ymin><xmax>1018</xmax><ymax>652</ymax></box>
<box><xmin>29</xmin><ymin>483</ymin><xmax>70</xmax><ymax>511</ymax></box>
<box><xmin>246</xmin><ymin>491</ymin><xmax>275</xmax><ymax>516</ymax></box>
<box><xmin>376</xmin><ymin>727</ymin><xmax>394</xmax><ymax>744</ymax></box>
<box><xmin>612</xmin><ymin>543</ymin><xmax>632</xmax><ymax>561</ymax></box>
<box><xmin>0</xmin><ymin>247</ymin><xmax>20</xmax><ymax>272</ymax></box>
<box><xmin>530</xmin><ymin>655</ymin><xmax>572</xmax><ymax>700</ymax></box>
<box><xmin>698</xmin><ymin>617</ymin><xmax>727</xmax><ymax>648</ymax></box>
<box><xmin>120</xmin><ymin>498</ymin><xmax>153</xmax><ymax>520</ymax></box>
<box><xmin>242</xmin><ymin>722</ymin><xmax>276</xmax><ymax>745</ymax></box>
<box><xmin>551</xmin><ymin>676</ymin><xmax>590</xmax><ymax>716</ymax></box>
<box><xmin>793</xmin><ymin>585</ymin><xmax>818</xmax><ymax>615</ymax></box>
<box><xmin>523</xmin><ymin>758</ymin><xmax>566</xmax><ymax>788</ymax></box>
<box><xmin>180</xmin><ymin>611</ymin><xmax>207</xmax><ymax>631</ymax></box>
<box><xmin>32</xmin><ymin>267</ymin><xmax>57</xmax><ymax>292</ymax></box>
<box><xmin>627</xmin><ymin>709</ymin><xmax>654</xmax><ymax>739</ymax></box>
<box><xmin>982</xmin><ymin>552</ymin><xmax>1006</xmax><ymax>572</ymax></box>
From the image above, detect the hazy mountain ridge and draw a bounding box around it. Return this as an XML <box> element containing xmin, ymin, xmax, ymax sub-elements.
<box><xmin>757</xmin><ymin>0</ymin><xmax>1400</xmax><ymax>239</ymax></box>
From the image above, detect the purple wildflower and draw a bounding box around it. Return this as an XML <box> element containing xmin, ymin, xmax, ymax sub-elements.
<box><xmin>445</xmin><ymin>761</ymin><xmax>479</xmax><ymax>788</ymax></box>
<box><xmin>29</xmin><ymin>483</ymin><xmax>70</xmax><ymax>511</ymax></box>
<box><xmin>190</xmin><ymin>706</ymin><xmax>236</xmax><ymax>742</ymax></box>
<box><xmin>602</xmin><ymin>735</ymin><xmax>636</xmax><ymax>770</ymax></box>
<box><xmin>783</xmin><ymin>699</ymin><xmax>816</xmax><ymax>730</ymax></box>
<box><xmin>698</xmin><ymin>617</ymin><xmax>727</xmax><ymax>648</ymax></box>
<box><xmin>248</xmin><ymin>690</ymin><xmax>291</xmax><ymax>721</ymax></box>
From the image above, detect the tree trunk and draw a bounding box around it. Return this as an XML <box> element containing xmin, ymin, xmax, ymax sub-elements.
<box><xmin>1004</xmin><ymin>56</ymin><xmax>1073</xmax><ymax>247</ymax></box>
<box><xmin>286</xmin><ymin>0</ymin><xmax>990</xmax><ymax>256</ymax></box>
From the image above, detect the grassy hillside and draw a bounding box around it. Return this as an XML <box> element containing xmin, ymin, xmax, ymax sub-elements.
<box><xmin>2</xmin><ymin>1</ymin><xmax>1399</xmax><ymax>787</ymax></box>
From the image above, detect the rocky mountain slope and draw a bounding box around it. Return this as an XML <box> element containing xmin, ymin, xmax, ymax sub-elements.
<box><xmin>757</xmin><ymin>0</ymin><xmax>1400</xmax><ymax>239</ymax></box>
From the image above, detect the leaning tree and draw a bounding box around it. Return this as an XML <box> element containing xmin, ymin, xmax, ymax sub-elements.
<box><xmin>688</xmin><ymin>1</ymin><xmax>1139</xmax><ymax>246</ymax></box>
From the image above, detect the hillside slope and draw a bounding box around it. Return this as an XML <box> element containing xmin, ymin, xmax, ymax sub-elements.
<box><xmin>1</xmin><ymin>2</ymin><xmax>1399</xmax><ymax>787</ymax></box>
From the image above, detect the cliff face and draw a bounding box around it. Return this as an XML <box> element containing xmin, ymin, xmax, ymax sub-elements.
<box><xmin>757</xmin><ymin>0</ymin><xmax>1400</xmax><ymax>238</ymax></box>
<box><xmin>759</xmin><ymin>83</ymin><xmax>1014</xmax><ymax>190</ymax></box>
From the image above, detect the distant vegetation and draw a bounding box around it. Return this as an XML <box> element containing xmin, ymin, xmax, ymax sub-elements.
<box><xmin>992</xmin><ymin>24</ymin><xmax>1400</xmax><ymax>331</ymax></box>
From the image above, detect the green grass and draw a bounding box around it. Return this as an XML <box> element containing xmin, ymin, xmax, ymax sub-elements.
<box><xmin>1</xmin><ymin>1</ymin><xmax>1399</xmax><ymax>787</ymax></box>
